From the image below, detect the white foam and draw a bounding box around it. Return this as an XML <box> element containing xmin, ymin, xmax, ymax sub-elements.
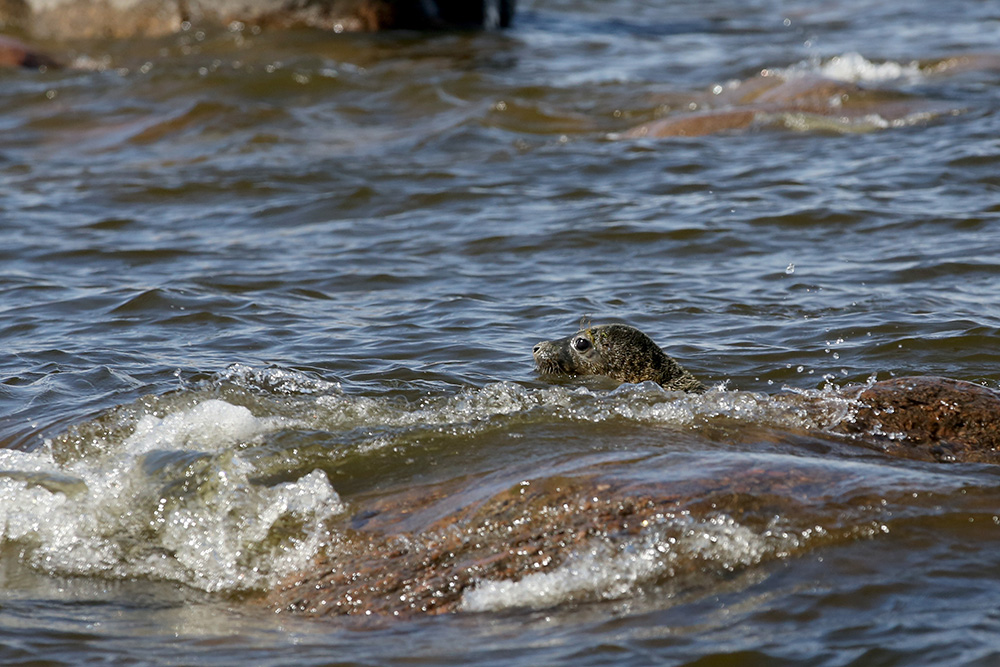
<box><xmin>461</xmin><ymin>513</ymin><xmax>796</xmax><ymax>612</ymax></box>
<box><xmin>312</xmin><ymin>381</ymin><xmax>576</xmax><ymax>433</ymax></box>
<box><xmin>153</xmin><ymin>467</ymin><xmax>341</xmax><ymax>592</ymax></box>
<box><xmin>780</xmin><ymin>52</ymin><xmax>925</xmax><ymax>84</ymax></box>
<box><xmin>304</xmin><ymin>380</ymin><xmax>847</xmax><ymax>459</ymax></box>
<box><xmin>1</xmin><ymin>399</ymin><xmax>343</xmax><ymax>593</ymax></box>
<box><xmin>124</xmin><ymin>399</ymin><xmax>291</xmax><ymax>455</ymax></box>
<box><xmin>219</xmin><ymin>363</ymin><xmax>341</xmax><ymax>395</ymax></box>
<box><xmin>818</xmin><ymin>52</ymin><xmax>923</xmax><ymax>83</ymax></box>
<box><xmin>315</xmin><ymin>381</ymin><xmax>835</xmax><ymax>431</ymax></box>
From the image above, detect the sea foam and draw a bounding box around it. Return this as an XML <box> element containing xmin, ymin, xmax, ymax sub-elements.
<box><xmin>0</xmin><ymin>398</ymin><xmax>342</xmax><ymax>593</ymax></box>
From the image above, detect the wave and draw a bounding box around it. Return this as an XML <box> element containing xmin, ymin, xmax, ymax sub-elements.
<box><xmin>1</xmin><ymin>363</ymin><xmax>991</xmax><ymax>616</ymax></box>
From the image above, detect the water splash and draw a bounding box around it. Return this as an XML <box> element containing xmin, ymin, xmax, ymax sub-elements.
<box><xmin>0</xmin><ymin>365</ymin><xmax>857</xmax><ymax>596</ymax></box>
<box><xmin>782</xmin><ymin>52</ymin><xmax>925</xmax><ymax>84</ymax></box>
<box><xmin>817</xmin><ymin>52</ymin><xmax>924</xmax><ymax>84</ymax></box>
<box><xmin>461</xmin><ymin>512</ymin><xmax>798</xmax><ymax>612</ymax></box>
<box><xmin>1</xmin><ymin>398</ymin><xmax>342</xmax><ymax>593</ymax></box>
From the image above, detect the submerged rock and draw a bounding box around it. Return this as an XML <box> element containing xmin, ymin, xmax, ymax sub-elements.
<box><xmin>267</xmin><ymin>451</ymin><xmax>881</xmax><ymax>617</ymax></box>
<box><xmin>625</xmin><ymin>72</ymin><xmax>944</xmax><ymax>138</ymax></box>
<box><xmin>623</xmin><ymin>55</ymin><xmax>1000</xmax><ymax>137</ymax></box>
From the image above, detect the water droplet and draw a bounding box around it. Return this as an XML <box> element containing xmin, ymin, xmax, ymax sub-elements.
<box><xmin>785</xmin><ymin>263</ymin><xmax>795</xmax><ymax>275</ymax></box>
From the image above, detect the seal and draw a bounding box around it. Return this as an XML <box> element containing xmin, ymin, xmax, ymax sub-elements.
<box><xmin>533</xmin><ymin>323</ymin><xmax>707</xmax><ymax>393</ymax></box>
<box><xmin>265</xmin><ymin>325</ymin><xmax>1000</xmax><ymax>620</ymax></box>
<box><xmin>535</xmin><ymin>322</ymin><xmax>1000</xmax><ymax>463</ymax></box>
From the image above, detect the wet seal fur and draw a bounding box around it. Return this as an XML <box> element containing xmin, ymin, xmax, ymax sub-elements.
<box><xmin>533</xmin><ymin>323</ymin><xmax>706</xmax><ymax>393</ymax></box>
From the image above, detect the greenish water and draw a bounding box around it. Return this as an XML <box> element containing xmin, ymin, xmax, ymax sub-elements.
<box><xmin>2</xmin><ymin>1</ymin><xmax>1000</xmax><ymax>664</ymax></box>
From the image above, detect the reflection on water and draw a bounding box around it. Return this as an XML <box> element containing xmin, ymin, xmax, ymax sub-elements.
<box><xmin>2</xmin><ymin>0</ymin><xmax>1000</xmax><ymax>664</ymax></box>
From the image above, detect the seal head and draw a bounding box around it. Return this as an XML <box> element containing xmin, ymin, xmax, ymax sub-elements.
<box><xmin>533</xmin><ymin>323</ymin><xmax>706</xmax><ymax>393</ymax></box>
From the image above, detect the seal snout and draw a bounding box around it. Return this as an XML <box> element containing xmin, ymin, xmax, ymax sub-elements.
<box><xmin>532</xmin><ymin>339</ymin><xmax>565</xmax><ymax>375</ymax></box>
<box><xmin>532</xmin><ymin>340</ymin><xmax>555</xmax><ymax>360</ymax></box>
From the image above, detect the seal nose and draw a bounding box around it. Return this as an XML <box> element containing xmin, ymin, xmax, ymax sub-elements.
<box><xmin>532</xmin><ymin>343</ymin><xmax>543</xmax><ymax>355</ymax></box>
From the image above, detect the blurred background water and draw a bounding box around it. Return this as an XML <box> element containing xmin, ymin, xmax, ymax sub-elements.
<box><xmin>1</xmin><ymin>0</ymin><xmax>1000</xmax><ymax>664</ymax></box>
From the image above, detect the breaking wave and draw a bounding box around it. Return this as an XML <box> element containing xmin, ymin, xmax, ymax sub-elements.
<box><xmin>0</xmin><ymin>364</ymin><xmax>857</xmax><ymax>597</ymax></box>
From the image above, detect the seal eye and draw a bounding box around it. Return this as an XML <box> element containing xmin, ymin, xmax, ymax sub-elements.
<box><xmin>572</xmin><ymin>336</ymin><xmax>591</xmax><ymax>352</ymax></box>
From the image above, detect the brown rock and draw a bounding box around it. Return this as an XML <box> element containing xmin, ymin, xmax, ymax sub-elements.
<box><xmin>835</xmin><ymin>377</ymin><xmax>1000</xmax><ymax>463</ymax></box>
<box><xmin>267</xmin><ymin>457</ymin><xmax>861</xmax><ymax>618</ymax></box>
<box><xmin>5</xmin><ymin>0</ymin><xmax>514</xmax><ymax>39</ymax></box>
<box><xmin>0</xmin><ymin>33</ymin><xmax>58</xmax><ymax>68</ymax></box>
<box><xmin>265</xmin><ymin>374</ymin><xmax>1000</xmax><ymax>619</ymax></box>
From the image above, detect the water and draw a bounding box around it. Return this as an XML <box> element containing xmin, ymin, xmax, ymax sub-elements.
<box><xmin>2</xmin><ymin>0</ymin><xmax>1000</xmax><ymax>663</ymax></box>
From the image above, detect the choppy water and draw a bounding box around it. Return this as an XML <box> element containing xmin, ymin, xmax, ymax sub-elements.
<box><xmin>2</xmin><ymin>0</ymin><xmax>1000</xmax><ymax>664</ymax></box>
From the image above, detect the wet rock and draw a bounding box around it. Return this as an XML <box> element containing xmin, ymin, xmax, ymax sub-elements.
<box><xmin>533</xmin><ymin>324</ymin><xmax>1000</xmax><ymax>462</ymax></box>
<box><xmin>835</xmin><ymin>376</ymin><xmax>1000</xmax><ymax>463</ymax></box>
<box><xmin>3</xmin><ymin>0</ymin><xmax>515</xmax><ymax>40</ymax></box>
<box><xmin>267</xmin><ymin>456</ymin><xmax>866</xmax><ymax>618</ymax></box>
<box><xmin>0</xmin><ymin>33</ymin><xmax>58</xmax><ymax>68</ymax></box>
<box><xmin>265</xmin><ymin>376</ymin><xmax>1000</xmax><ymax>619</ymax></box>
